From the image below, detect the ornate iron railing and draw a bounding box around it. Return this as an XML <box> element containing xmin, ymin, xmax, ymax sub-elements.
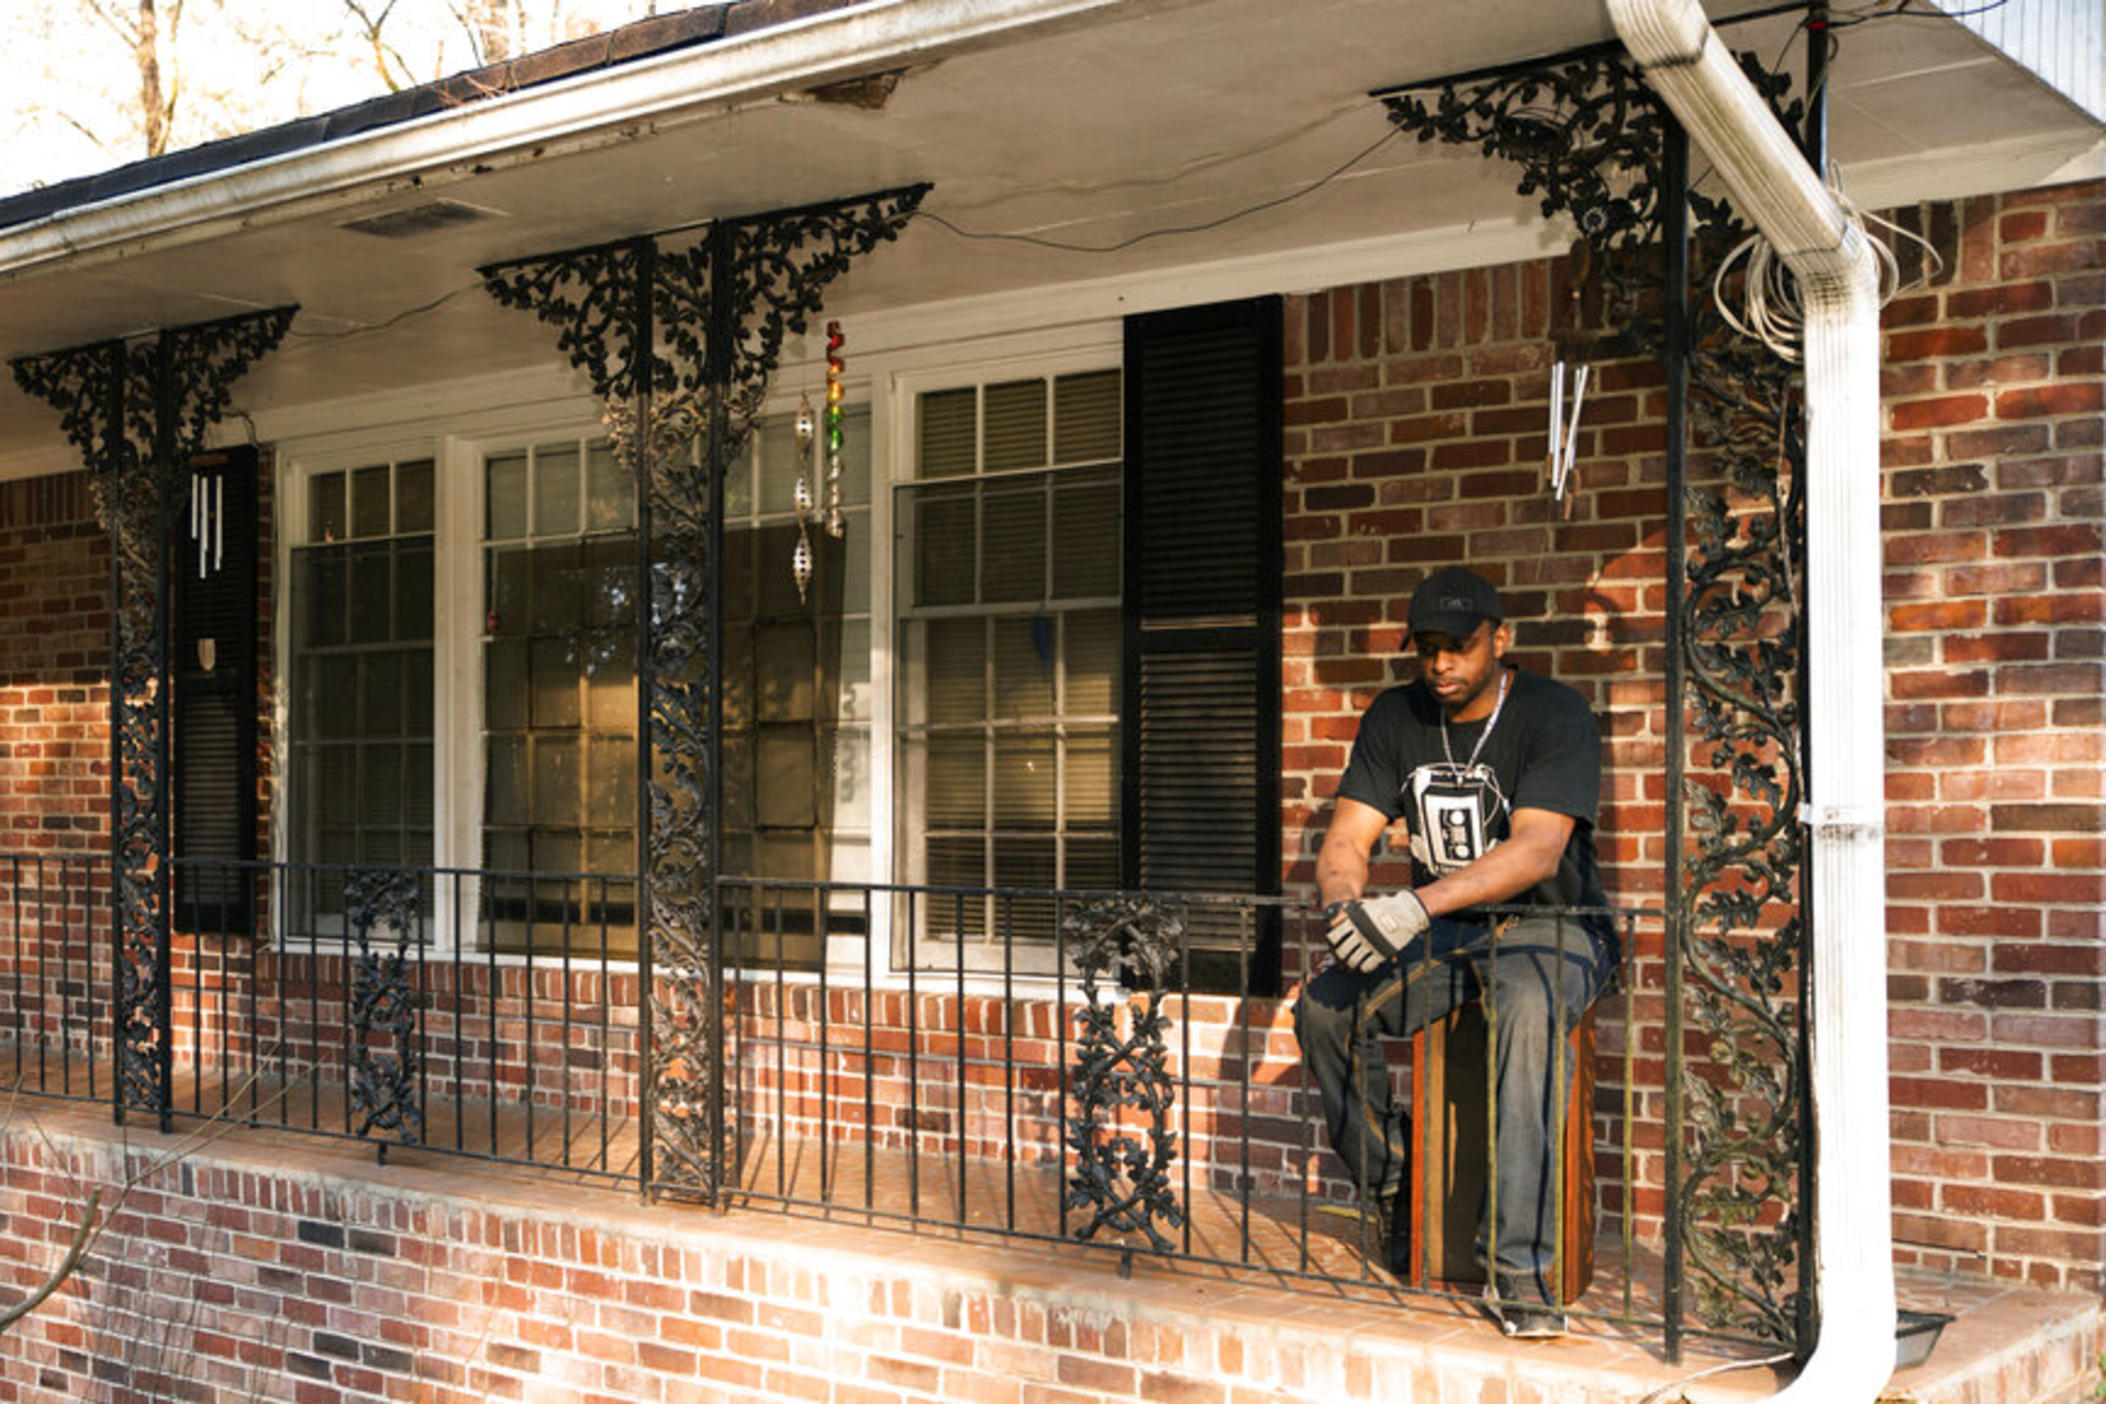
<box><xmin>1</xmin><ymin>854</ymin><xmax>1736</xmax><ymax>1344</ymax></box>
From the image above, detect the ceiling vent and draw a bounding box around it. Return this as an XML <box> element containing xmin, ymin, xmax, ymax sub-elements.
<box><xmin>340</xmin><ymin>199</ymin><xmax>503</xmax><ymax>239</ymax></box>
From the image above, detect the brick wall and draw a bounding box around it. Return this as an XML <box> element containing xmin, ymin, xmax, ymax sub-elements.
<box><xmin>1876</xmin><ymin>181</ymin><xmax>2106</xmax><ymax>1290</ymax></box>
<box><xmin>1277</xmin><ymin>178</ymin><xmax>2106</xmax><ymax>1290</ymax></box>
<box><xmin>0</xmin><ymin>473</ymin><xmax>108</xmax><ymax>853</ymax></box>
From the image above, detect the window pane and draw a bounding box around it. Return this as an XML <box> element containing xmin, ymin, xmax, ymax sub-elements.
<box><xmin>365</xmin><ymin>652</ymin><xmax>405</xmax><ymax>737</ymax></box>
<box><xmin>487</xmin><ymin>452</ymin><xmax>528</xmax><ymax>539</ymax></box>
<box><xmin>529</xmin><ymin>637</ymin><xmax>580</xmax><ymax>729</ymax></box>
<box><xmin>1065</xmin><ymin>729</ymin><xmax>1115</xmax><ymax>831</ymax></box>
<box><xmin>586</xmin><ymin>648</ymin><xmax>634</xmax><ymax>731</ymax></box>
<box><xmin>924</xmin><ymin>737</ymin><xmax>985</xmax><ymax>829</ymax></box>
<box><xmin>397</xmin><ymin>459</ymin><xmax>435</xmax><ymax>533</ymax></box>
<box><xmin>1066</xmin><ymin>835</ymin><xmax>1119</xmax><ymax>893</ymax></box>
<box><xmin>722</xmin><ymin>625</ymin><xmax>753</xmax><ymax>731</ymax></box>
<box><xmin>530</xmin><ymin>545</ymin><xmax>583</xmax><ymax>633</ymax></box>
<box><xmin>585</xmin><ymin>440</ymin><xmax>632</xmax><ymax>531</ymax></box>
<box><xmin>992</xmin><ymin>617</ymin><xmax>1054</xmax><ymax>721</ymax></box>
<box><xmin>913</xmin><ymin>487</ymin><xmax>976</xmax><ymax>607</ymax></box>
<box><xmin>486</xmin><ymin>736</ymin><xmax>527</xmax><ymax>822</ymax></box>
<box><xmin>722</xmin><ymin>737</ymin><xmax>755</xmax><ymax>829</ymax></box>
<box><xmin>395</xmin><ymin>541</ymin><xmax>434</xmax><ymax>643</ymax></box>
<box><xmin>993</xmin><ymin>735</ymin><xmax>1055</xmax><ymax>831</ymax></box>
<box><xmin>301</xmin><ymin>551</ymin><xmax>347</xmax><ymax>649</ymax></box>
<box><xmin>310</xmin><ymin>472</ymin><xmax>346</xmax><ymax>543</ymax></box>
<box><xmin>316</xmin><ymin>657</ymin><xmax>357</xmax><ymax>739</ymax></box>
<box><xmin>918</xmin><ymin>387</ymin><xmax>976</xmax><ymax>479</ymax></box>
<box><xmin>350</xmin><ymin>544</ymin><xmax>393</xmax><ymax>644</ymax></box>
<box><xmin>1065</xmin><ymin>609</ymin><xmax>1120</xmax><ymax>716</ymax></box>
<box><xmin>486</xmin><ymin>639</ymin><xmax>527</xmax><ymax>731</ymax></box>
<box><xmin>487</xmin><ymin>546</ymin><xmax>530</xmax><ymax>635</ymax></box>
<box><xmin>1054</xmin><ymin>370</ymin><xmax>1121</xmax><ymax>464</ymax></box>
<box><xmin>981</xmin><ymin>483</ymin><xmax>1045</xmax><ymax>602</ymax></box>
<box><xmin>534</xmin><ymin>442</ymin><xmax>580</xmax><ymax>536</ymax></box>
<box><xmin>923</xmin><ymin>618</ymin><xmax>984</xmax><ymax>725</ymax></box>
<box><xmin>352</xmin><ymin>465</ymin><xmax>391</xmax><ymax>539</ymax></box>
<box><xmin>984</xmin><ymin>379</ymin><xmax>1047</xmax><ymax>472</ymax></box>
<box><xmin>924</xmin><ymin>837</ymin><xmax>986</xmax><ymax>939</ymax></box>
<box><xmin>757</xmin><ymin>728</ymin><xmax>816</xmax><ymax>828</ymax></box>
<box><xmin>1051</xmin><ymin>469</ymin><xmax>1120</xmax><ymax>599</ymax></box>
<box><xmin>533</xmin><ymin>737</ymin><xmax>580</xmax><ymax>826</ymax></box>
<box><xmin>757</xmin><ymin>623</ymin><xmax>816</xmax><ymax>723</ymax></box>
<box><xmin>992</xmin><ymin>836</ymin><xmax>1057</xmax><ymax>942</ymax></box>
<box><xmin>361</xmin><ymin>744</ymin><xmax>403</xmax><ymax>826</ymax></box>
<box><xmin>588</xmin><ymin>738</ymin><xmax>636</xmax><ymax>829</ymax></box>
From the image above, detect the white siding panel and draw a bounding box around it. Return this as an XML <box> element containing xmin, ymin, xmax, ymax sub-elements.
<box><xmin>1939</xmin><ymin>0</ymin><xmax>2106</xmax><ymax>121</ymax></box>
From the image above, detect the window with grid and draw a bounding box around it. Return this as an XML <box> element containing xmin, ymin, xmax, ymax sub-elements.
<box><xmin>896</xmin><ymin>370</ymin><xmax>1121</xmax><ymax>969</ymax></box>
<box><xmin>481</xmin><ymin>437</ymin><xmax>638</xmax><ymax>953</ymax></box>
<box><xmin>721</xmin><ymin>404</ymin><xmax>874</xmax><ymax>969</ymax></box>
<box><xmin>287</xmin><ymin>458</ymin><xmax>435</xmax><ymax>933</ymax></box>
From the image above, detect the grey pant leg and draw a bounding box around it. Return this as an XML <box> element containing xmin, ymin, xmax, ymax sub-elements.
<box><xmin>1475</xmin><ymin>915</ymin><xmax>1611</xmax><ymax>1303</ymax></box>
<box><xmin>1293</xmin><ymin>922</ymin><xmax>1476</xmax><ymax>1201</ymax></box>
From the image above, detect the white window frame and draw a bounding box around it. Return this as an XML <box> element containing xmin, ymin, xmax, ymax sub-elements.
<box><xmin>877</xmin><ymin>329</ymin><xmax>1125</xmax><ymax>983</ymax></box>
<box><xmin>268</xmin><ymin>320</ymin><xmax>1122</xmax><ymax>989</ymax></box>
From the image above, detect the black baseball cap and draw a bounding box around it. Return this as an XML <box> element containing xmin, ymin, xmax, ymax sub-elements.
<box><xmin>1407</xmin><ymin>566</ymin><xmax>1503</xmax><ymax>640</ymax></box>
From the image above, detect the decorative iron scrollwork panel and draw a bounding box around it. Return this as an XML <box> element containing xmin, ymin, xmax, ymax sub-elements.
<box><xmin>482</xmin><ymin>187</ymin><xmax>927</xmax><ymax>1199</ymax></box>
<box><xmin>10</xmin><ymin>308</ymin><xmax>294</xmax><ymax>1126</ymax></box>
<box><xmin>1062</xmin><ymin>897</ymin><xmax>1185</xmax><ymax>1253</ymax></box>
<box><xmin>344</xmin><ymin>869</ymin><xmax>424</xmax><ymax>1149</ymax></box>
<box><xmin>1385</xmin><ymin>56</ymin><xmax>1808</xmax><ymax>1345</ymax></box>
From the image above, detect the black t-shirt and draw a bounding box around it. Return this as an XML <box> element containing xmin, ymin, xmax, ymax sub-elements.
<box><xmin>1336</xmin><ymin>666</ymin><xmax>1609</xmax><ymax>925</ymax></box>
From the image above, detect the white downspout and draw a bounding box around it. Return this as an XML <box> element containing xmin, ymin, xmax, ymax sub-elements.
<box><xmin>1603</xmin><ymin>1</ymin><xmax>1896</xmax><ymax>1400</ymax></box>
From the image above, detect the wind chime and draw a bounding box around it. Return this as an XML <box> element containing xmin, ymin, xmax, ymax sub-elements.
<box><xmin>1546</xmin><ymin>359</ymin><xmax>1588</xmax><ymax>514</ymax></box>
<box><xmin>188</xmin><ymin>465</ymin><xmax>225</xmax><ymax>673</ymax></box>
<box><xmin>790</xmin><ymin>319</ymin><xmax>848</xmax><ymax>603</ymax></box>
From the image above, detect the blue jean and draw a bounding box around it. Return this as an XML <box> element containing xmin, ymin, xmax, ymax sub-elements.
<box><xmin>1292</xmin><ymin>913</ymin><xmax>1612</xmax><ymax>1304</ymax></box>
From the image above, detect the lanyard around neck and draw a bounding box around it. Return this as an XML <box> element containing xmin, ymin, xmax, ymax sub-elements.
<box><xmin>1440</xmin><ymin>666</ymin><xmax>1512</xmax><ymax>770</ymax></box>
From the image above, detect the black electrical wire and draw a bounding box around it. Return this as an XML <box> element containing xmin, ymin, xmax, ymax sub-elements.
<box><xmin>916</xmin><ymin>123</ymin><xmax>1404</xmax><ymax>256</ymax></box>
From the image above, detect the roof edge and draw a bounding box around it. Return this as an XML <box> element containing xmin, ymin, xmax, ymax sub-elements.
<box><xmin>0</xmin><ymin>0</ymin><xmax>1134</xmax><ymax>285</ymax></box>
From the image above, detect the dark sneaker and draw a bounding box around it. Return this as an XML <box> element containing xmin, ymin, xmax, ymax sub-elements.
<box><xmin>1354</xmin><ymin>1184</ymin><xmax>1412</xmax><ymax>1278</ymax></box>
<box><xmin>1481</xmin><ymin>1281</ymin><xmax>1567</xmax><ymax>1339</ymax></box>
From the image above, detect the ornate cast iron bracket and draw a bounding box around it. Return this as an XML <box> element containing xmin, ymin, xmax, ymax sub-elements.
<box><xmin>343</xmin><ymin>868</ymin><xmax>425</xmax><ymax>1156</ymax></box>
<box><xmin>11</xmin><ymin>307</ymin><xmax>296</xmax><ymax>1131</ymax></box>
<box><xmin>1062</xmin><ymin>897</ymin><xmax>1186</xmax><ymax>1254</ymax></box>
<box><xmin>482</xmin><ymin>186</ymin><xmax>928</xmax><ymax>1200</ymax></box>
<box><xmin>1384</xmin><ymin>52</ymin><xmax>1810</xmax><ymax>1350</ymax></box>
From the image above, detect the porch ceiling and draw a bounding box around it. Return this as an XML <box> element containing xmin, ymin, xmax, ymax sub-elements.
<box><xmin>0</xmin><ymin>0</ymin><xmax>2097</xmax><ymax>475</ymax></box>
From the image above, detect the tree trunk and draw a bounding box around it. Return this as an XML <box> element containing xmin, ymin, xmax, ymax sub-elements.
<box><xmin>137</xmin><ymin>0</ymin><xmax>168</xmax><ymax>157</ymax></box>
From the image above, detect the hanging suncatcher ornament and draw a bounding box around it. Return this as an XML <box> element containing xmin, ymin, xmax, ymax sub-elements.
<box><xmin>792</xmin><ymin>390</ymin><xmax>818</xmax><ymax>601</ymax></box>
<box><xmin>824</xmin><ymin>320</ymin><xmax>846</xmax><ymax>537</ymax></box>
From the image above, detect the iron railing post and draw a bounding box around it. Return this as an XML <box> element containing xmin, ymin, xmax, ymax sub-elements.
<box><xmin>1661</xmin><ymin>112</ymin><xmax>1692</xmax><ymax>1365</ymax></box>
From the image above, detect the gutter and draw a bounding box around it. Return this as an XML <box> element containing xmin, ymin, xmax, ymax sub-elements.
<box><xmin>0</xmin><ymin>0</ymin><xmax>1133</xmax><ymax>284</ymax></box>
<box><xmin>1602</xmin><ymin>0</ymin><xmax>1896</xmax><ymax>1399</ymax></box>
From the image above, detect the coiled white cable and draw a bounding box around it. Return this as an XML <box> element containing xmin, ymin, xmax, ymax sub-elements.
<box><xmin>1711</xmin><ymin>175</ymin><xmax>1941</xmax><ymax>361</ymax></box>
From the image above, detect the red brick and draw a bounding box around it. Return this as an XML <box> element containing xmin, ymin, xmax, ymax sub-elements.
<box><xmin>1888</xmin><ymin>327</ymin><xmax>1989</xmax><ymax>362</ymax></box>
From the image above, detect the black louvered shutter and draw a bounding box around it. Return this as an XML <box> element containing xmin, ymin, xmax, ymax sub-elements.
<box><xmin>1122</xmin><ymin>298</ymin><xmax>1282</xmax><ymax>995</ymax></box>
<box><xmin>172</xmin><ymin>445</ymin><xmax>259</xmax><ymax>935</ymax></box>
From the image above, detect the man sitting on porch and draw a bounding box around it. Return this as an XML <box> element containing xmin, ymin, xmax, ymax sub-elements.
<box><xmin>1294</xmin><ymin>565</ymin><xmax>1617</xmax><ymax>1339</ymax></box>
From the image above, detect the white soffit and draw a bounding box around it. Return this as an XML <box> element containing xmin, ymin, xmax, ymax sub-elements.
<box><xmin>0</xmin><ymin>0</ymin><xmax>2097</xmax><ymax>476</ymax></box>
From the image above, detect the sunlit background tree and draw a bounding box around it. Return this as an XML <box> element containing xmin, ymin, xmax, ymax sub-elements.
<box><xmin>1</xmin><ymin>0</ymin><xmax>673</xmax><ymax>195</ymax></box>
